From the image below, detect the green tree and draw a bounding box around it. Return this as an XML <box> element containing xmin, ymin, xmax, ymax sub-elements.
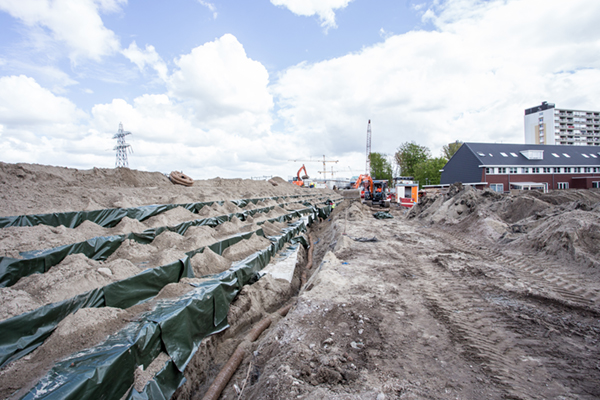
<box><xmin>442</xmin><ymin>140</ymin><xmax>462</xmax><ymax>160</ymax></box>
<box><xmin>413</xmin><ymin>157</ymin><xmax>447</xmax><ymax>186</ymax></box>
<box><xmin>394</xmin><ymin>142</ymin><xmax>431</xmax><ymax>177</ymax></box>
<box><xmin>369</xmin><ymin>152</ymin><xmax>393</xmax><ymax>183</ymax></box>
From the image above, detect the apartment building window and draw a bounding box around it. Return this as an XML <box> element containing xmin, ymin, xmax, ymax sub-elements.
<box><xmin>574</xmin><ymin>167</ymin><xmax>580</xmax><ymax>173</ymax></box>
<box><xmin>509</xmin><ymin>167</ymin><xmax>518</xmax><ymax>174</ymax></box>
<box><xmin>490</xmin><ymin>183</ymin><xmax>503</xmax><ymax>192</ymax></box>
<box><xmin>522</xmin><ymin>167</ymin><xmax>529</xmax><ymax>173</ymax></box>
<box><xmin>564</xmin><ymin>167</ymin><xmax>571</xmax><ymax>173</ymax></box>
<box><xmin>485</xmin><ymin>167</ymin><xmax>493</xmax><ymax>174</ymax></box>
<box><xmin>584</xmin><ymin>167</ymin><xmax>591</xmax><ymax>173</ymax></box>
<box><xmin>498</xmin><ymin>167</ymin><xmax>507</xmax><ymax>174</ymax></box>
<box><xmin>543</xmin><ymin>167</ymin><xmax>551</xmax><ymax>173</ymax></box>
<box><xmin>553</xmin><ymin>167</ymin><xmax>560</xmax><ymax>173</ymax></box>
<box><xmin>532</xmin><ymin>167</ymin><xmax>540</xmax><ymax>173</ymax></box>
<box><xmin>558</xmin><ymin>182</ymin><xmax>569</xmax><ymax>189</ymax></box>
<box><xmin>593</xmin><ymin>182</ymin><xmax>600</xmax><ymax>188</ymax></box>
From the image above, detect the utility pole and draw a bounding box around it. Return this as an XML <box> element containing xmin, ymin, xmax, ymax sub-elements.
<box><xmin>113</xmin><ymin>122</ymin><xmax>132</xmax><ymax>168</ymax></box>
<box><xmin>366</xmin><ymin>120</ymin><xmax>372</xmax><ymax>175</ymax></box>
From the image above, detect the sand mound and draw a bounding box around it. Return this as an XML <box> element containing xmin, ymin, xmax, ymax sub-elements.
<box><xmin>221</xmin><ymin>200</ymin><xmax>242</xmax><ymax>214</ymax></box>
<box><xmin>142</xmin><ymin>206</ymin><xmax>198</xmax><ymax>228</ymax></box>
<box><xmin>110</xmin><ymin>216</ymin><xmax>149</xmax><ymax>234</ymax></box>
<box><xmin>190</xmin><ymin>248</ymin><xmax>231</xmax><ymax>277</ymax></box>
<box><xmin>197</xmin><ymin>204</ymin><xmax>222</xmax><ymax>218</ymax></box>
<box><xmin>10</xmin><ymin>254</ymin><xmax>140</xmax><ymax>305</ymax></box>
<box><xmin>0</xmin><ymin>287</ymin><xmax>42</xmax><ymax>321</ymax></box>
<box><xmin>213</xmin><ymin>218</ymin><xmax>244</xmax><ymax>238</ymax></box>
<box><xmin>222</xmin><ymin>233</ymin><xmax>272</xmax><ymax>262</ymax></box>
<box><xmin>346</xmin><ymin>202</ymin><xmax>367</xmax><ymax>221</ymax></box>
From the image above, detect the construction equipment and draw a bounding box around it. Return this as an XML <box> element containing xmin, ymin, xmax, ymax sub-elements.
<box><xmin>289</xmin><ymin>155</ymin><xmax>339</xmax><ymax>178</ymax></box>
<box><xmin>353</xmin><ymin>174</ymin><xmax>373</xmax><ymax>199</ymax></box>
<box><xmin>292</xmin><ymin>164</ymin><xmax>309</xmax><ymax>187</ymax></box>
<box><xmin>371</xmin><ymin>180</ymin><xmax>390</xmax><ymax>207</ymax></box>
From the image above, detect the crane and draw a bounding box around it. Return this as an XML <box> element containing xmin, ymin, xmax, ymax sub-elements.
<box><xmin>365</xmin><ymin>119</ymin><xmax>371</xmax><ymax>175</ymax></box>
<box><xmin>289</xmin><ymin>155</ymin><xmax>339</xmax><ymax>177</ymax></box>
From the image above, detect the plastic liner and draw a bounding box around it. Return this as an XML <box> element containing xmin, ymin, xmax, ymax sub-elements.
<box><xmin>0</xmin><ymin>194</ymin><xmax>315</xmax><ymax>229</ymax></box>
<box><xmin>21</xmin><ymin>214</ymin><xmax>319</xmax><ymax>400</ymax></box>
<box><xmin>0</xmin><ymin>196</ymin><xmax>338</xmax><ymax>288</ymax></box>
<box><xmin>373</xmin><ymin>211</ymin><xmax>394</xmax><ymax>219</ymax></box>
<box><xmin>0</xmin><ymin>204</ymin><xmax>330</xmax><ymax>369</ymax></box>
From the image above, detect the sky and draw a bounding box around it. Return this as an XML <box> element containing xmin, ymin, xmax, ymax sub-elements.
<box><xmin>0</xmin><ymin>0</ymin><xmax>599</xmax><ymax>180</ymax></box>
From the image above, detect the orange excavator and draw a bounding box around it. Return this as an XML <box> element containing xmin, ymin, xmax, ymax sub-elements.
<box><xmin>352</xmin><ymin>174</ymin><xmax>374</xmax><ymax>199</ymax></box>
<box><xmin>292</xmin><ymin>164</ymin><xmax>310</xmax><ymax>187</ymax></box>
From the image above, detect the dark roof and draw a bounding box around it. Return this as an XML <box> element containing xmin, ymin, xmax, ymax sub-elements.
<box><xmin>524</xmin><ymin>101</ymin><xmax>555</xmax><ymax>115</ymax></box>
<box><xmin>461</xmin><ymin>143</ymin><xmax>600</xmax><ymax>167</ymax></box>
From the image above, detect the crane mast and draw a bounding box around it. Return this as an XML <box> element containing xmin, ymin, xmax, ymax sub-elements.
<box><xmin>365</xmin><ymin>119</ymin><xmax>371</xmax><ymax>175</ymax></box>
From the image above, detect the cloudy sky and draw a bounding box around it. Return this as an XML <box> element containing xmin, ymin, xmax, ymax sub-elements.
<box><xmin>0</xmin><ymin>0</ymin><xmax>599</xmax><ymax>180</ymax></box>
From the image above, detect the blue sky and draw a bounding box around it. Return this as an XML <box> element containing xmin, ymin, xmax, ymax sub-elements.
<box><xmin>1</xmin><ymin>0</ymin><xmax>599</xmax><ymax>180</ymax></box>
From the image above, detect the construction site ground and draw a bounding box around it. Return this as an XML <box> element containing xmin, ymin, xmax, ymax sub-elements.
<box><xmin>1</xmin><ymin>163</ymin><xmax>599</xmax><ymax>400</ymax></box>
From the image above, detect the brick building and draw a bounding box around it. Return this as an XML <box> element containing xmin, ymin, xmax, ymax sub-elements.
<box><xmin>440</xmin><ymin>143</ymin><xmax>600</xmax><ymax>192</ymax></box>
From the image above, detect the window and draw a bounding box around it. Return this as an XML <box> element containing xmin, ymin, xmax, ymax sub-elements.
<box><xmin>500</xmin><ymin>152</ymin><xmax>508</xmax><ymax>157</ymax></box>
<box><xmin>574</xmin><ymin>167</ymin><xmax>580</xmax><ymax>173</ymax></box>
<box><xmin>553</xmin><ymin>167</ymin><xmax>560</xmax><ymax>173</ymax></box>
<box><xmin>478</xmin><ymin>152</ymin><xmax>485</xmax><ymax>157</ymax></box>
<box><xmin>510</xmin><ymin>153</ymin><xmax>518</xmax><ymax>157</ymax></box>
<box><xmin>563</xmin><ymin>153</ymin><xmax>571</xmax><ymax>158</ymax></box>
<box><xmin>532</xmin><ymin>167</ymin><xmax>540</xmax><ymax>173</ymax></box>
<box><xmin>558</xmin><ymin>182</ymin><xmax>569</xmax><ymax>189</ymax></box>
<box><xmin>582</xmin><ymin>154</ymin><xmax>589</xmax><ymax>158</ymax></box>
<box><xmin>522</xmin><ymin>167</ymin><xmax>529</xmax><ymax>173</ymax></box>
<box><xmin>509</xmin><ymin>167</ymin><xmax>518</xmax><ymax>174</ymax></box>
<box><xmin>552</xmin><ymin>153</ymin><xmax>560</xmax><ymax>158</ymax></box>
<box><xmin>485</xmin><ymin>167</ymin><xmax>493</xmax><ymax>174</ymax></box>
<box><xmin>490</xmin><ymin>183</ymin><xmax>504</xmax><ymax>193</ymax></box>
<box><xmin>498</xmin><ymin>167</ymin><xmax>507</xmax><ymax>174</ymax></box>
<box><xmin>564</xmin><ymin>167</ymin><xmax>571</xmax><ymax>173</ymax></box>
<box><xmin>593</xmin><ymin>182</ymin><xmax>600</xmax><ymax>188</ymax></box>
<box><xmin>591</xmin><ymin>154</ymin><xmax>598</xmax><ymax>158</ymax></box>
<box><xmin>585</xmin><ymin>167</ymin><xmax>591</xmax><ymax>173</ymax></box>
<box><xmin>543</xmin><ymin>167</ymin><xmax>551</xmax><ymax>173</ymax></box>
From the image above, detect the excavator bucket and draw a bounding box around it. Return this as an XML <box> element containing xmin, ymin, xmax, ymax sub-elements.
<box><xmin>301</xmin><ymin>175</ymin><xmax>309</xmax><ymax>180</ymax></box>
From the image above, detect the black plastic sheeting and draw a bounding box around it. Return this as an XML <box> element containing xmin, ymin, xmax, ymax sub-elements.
<box><xmin>20</xmin><ymin>210</ymin><xmax>324</xmax><ymax>400</ymax></box>
<box><xmin>0</xmin><ymin>204</ymin><xmax>334</xmax><ymax>369</ymax></box>
<box><xmin>0</xmin><ymin>195</ymin><xmax>315</xmax><ymax>229</ymax></box>
<box><xmin>0</xmin><ymin>196</ymin><xmax>334</xmax><ymax>288</ymax></box>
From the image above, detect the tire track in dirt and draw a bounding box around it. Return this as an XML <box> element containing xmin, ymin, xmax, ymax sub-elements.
<box><xmin>418</xmin><ymin>226</ymin><xmax>600</xmax><ymax>399</ymax></box>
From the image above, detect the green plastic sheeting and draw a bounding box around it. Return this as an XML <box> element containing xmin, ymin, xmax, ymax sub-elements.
<box><xmin>373</xmin><ymin>211</ymin><xmax>394</xmax><ymax>219</ymax></box>
<box><xmin>0</xmin><ymin>199</ymin><xmax>331</xmax><ymax>288</ymax></box>
<box><xmin>21</xmin><ymin>214</ymin><xmax>318</xmax><ymax>400</ymax></box>
<box><xmin>0</xmin><ymin>204</ymin><xmax>330</xmax><ymax>370</ymax></box>
<box><xmin>0</xmin><ymin>194</ymin><xmax>315</xmax><ymax>229</ymax></box>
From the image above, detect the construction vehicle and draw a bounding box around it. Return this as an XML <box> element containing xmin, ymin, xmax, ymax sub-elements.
<box><xmin>352</xmin><ymin>174</ymin><xmax>373</xmax><ymax>198</ymax></box>
<box><xmin>371</xmin><ymin>180</ymin><xmax>390</xmax><ymax>207</ymax></box>
<box><xmin>292</xmin><ymin>165</ymin><xmax>309</xmax><ymax>187</ymax></box>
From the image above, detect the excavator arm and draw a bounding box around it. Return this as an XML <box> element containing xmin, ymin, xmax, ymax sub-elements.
<box><xmin>293</xmin><ymin>165</ymin><xmax>309</xmax><ymax>186</ymax></box>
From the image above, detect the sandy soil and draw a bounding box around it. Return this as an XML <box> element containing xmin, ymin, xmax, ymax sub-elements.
<box><xmin>207</xmin><ymin>190</ymin><xmax>600</xmax><ymax>400</ymax></box>
<box><xmin>4</xmin><ymin>161</ymin><xmax>599</xmax><ymax>400</ymax></box>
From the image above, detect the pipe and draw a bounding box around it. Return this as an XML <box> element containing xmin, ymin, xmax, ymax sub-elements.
<box><xmin>201</xmin><ymin>304</ymin><xmax>294</xmax><ymax>400</ymax></box>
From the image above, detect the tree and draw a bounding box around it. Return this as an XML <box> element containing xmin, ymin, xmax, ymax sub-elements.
<box><xmin>394</xmin><ymin>142</ymin><xmax>431</xmax><ymax>177</ymax></box>
<box><xmin>369</xmin><ymin>152</ymin><xmax>393</xmax><ymax>183</ymax></box>
<box><xmin>442</xmin><ymin>140</ymin><xmax>462</xmax><ymax>160</ymax></box>
<box><xmin>413</xmin><ymin>157</ymin><xmax>447</xmax><ymax>186</ymax></box>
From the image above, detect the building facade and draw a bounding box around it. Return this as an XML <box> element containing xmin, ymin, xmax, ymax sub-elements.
<box><xmin>524</xmin><ymin>102</ymin><xmax>600</xmax><ymax>146</ymax></box>
<box><xmin>440</xmin><ymin>143</ymin><xmax>600</xmax><ymax>192</ymax></box>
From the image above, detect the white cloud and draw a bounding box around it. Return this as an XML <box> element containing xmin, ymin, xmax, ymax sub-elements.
<box><xmin>0</xmin><ymin>75</ymin><xmax>86</xmax><ymax>128</ymax></box>
<box><xmin>197</xmin><ymin>0</ymin><xmax>217</xmax><ymax>19</ymax></box>
<box><xmin>122</xmin><ymin>41</ymin><xmax>168</xmax><ymax>81</ymax></box>
<box><xmin>0</xmin><ymin>0</ymin><xmax>124</xmax><ymax>62</ymax></box>
<box><xmin>272</xmin><ymin>0</ymin><xmax>600</xmax><ymax>159</ymax></box>
<box><xmin>270</xmin><ymin>0</ymin><xmax>353</xmax><ymax>30</ymax></box>
<box><xmin>167</xmin><ymin>34</ymin><xmax>273</xmax><ymax>129</ymax></box>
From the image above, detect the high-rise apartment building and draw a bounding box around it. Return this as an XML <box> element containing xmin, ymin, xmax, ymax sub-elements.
<box><xmin>524</xmin><ymin>101</ymin><xmax>600</xmax><ymax>146</ymax></box>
